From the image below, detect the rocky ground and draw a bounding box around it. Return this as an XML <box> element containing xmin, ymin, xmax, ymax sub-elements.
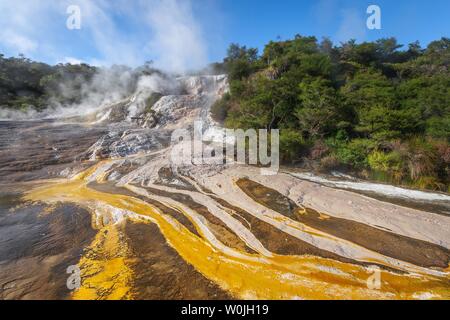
<box><xmin>0</xmin><ymin>75</ymin><xmax>449</xmax><ymax>300</ymax></box>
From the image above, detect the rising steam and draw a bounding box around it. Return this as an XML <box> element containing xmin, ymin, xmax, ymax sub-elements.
<box><xmin>0</xmin><ymin>0</ymin><xmax>215</xmax><ymax>120</ymax></box>
<box><xmin>0</xmin><ymin>67</ymin><xmax>180</xmax><ymax>120</ymax></box>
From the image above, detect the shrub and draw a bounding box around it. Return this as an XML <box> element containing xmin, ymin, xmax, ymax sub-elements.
<box><xmin>310</xmin><ymin>140</ymin><xmax>330</xmax><ymax>160</ymax></box>
<box><xmin>368</xmin><ymin>150</ymin><xmax>405</xmax><ymax>182</ymax></box>
<box><xmin>368</xmin><ymin>151</ymin><xmax>403</xmax><ymax>172</ymax></box>
<box><xmin>279</xmin><ymin>129</ymin><xmax>306</xmax><ymax>162</ymax></box>
<box><xmin>406</xmin><ymin>137</ymin><xmax>439</xmax><ymax>181</ymax></box>
<box><xmin>319</xmin><ymin>154</ymin><xmax>341</xmax><ymax>172</ymax></box>
<box><xmin>413</xmin><ymin>176</ymin><xmax>445</xmax><ymax>191</ymax></box>
<box><xmin>335</xmin><ymin>139</ymin><xmax>375</xmax><ymax>168</ymax></box>
<box><xmin>211</xmin><ymin>93</ymin><xmax>231</xmax><ymax>123</ymax></box>
<box><xmin>144</xmin><ymin>92</ymin><xmax>163</xmax><ymax>113</ymax></box>
<box><xmin>426</xmin><ymin>116</ymin><xmax>450</xmax><ymax>140</ymax></box>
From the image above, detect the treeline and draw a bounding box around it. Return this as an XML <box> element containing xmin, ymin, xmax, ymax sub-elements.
<box><xmin>0</xmin><ymin>55</ymin><xmax>163</xmax><ymax>111</ymax></box>
<box><xmin>0</xmin><ymin>54</ymin><xmax>97</xmax><ymax>110</ymax></box>
<box><xmin>212</xmin><ymin>36</ymin><xmax>450</xmax><ymax>191</ymax></box>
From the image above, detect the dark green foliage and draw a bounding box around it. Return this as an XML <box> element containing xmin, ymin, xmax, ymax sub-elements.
<box><xmin>39</xmin><ymin>63</ymin><xmax>97</xmax><ymax>106</ymax></box>
<box><xmin>144</xmin><ymin>92</ymin><xmax>163</xmax><ymax>113</ymax></box>
<box><xmin>0</xmin><ymin>54</ymin><xmax>165</xmax><ymax>112</ymax></box>
<box><xmin>0</xmin><ymin>54</ymin><xmax>52</xmax><ymax>110</ymax></box>
<box><xmin>218</xmin><ymin>35</ymin><xmax>450</xmax><ymax>190</ymax></box>
<box><xmin>211</xmin><ymin>92</ymin><xmax>231</xmax><ymax>123</ymax></box>
<box><xmin>0</xmin><ymin>54</ymin><xmax>97</xmax><ymax>110</ymax></box>
<box><xmin>224</xmin><ymin>44</ymin><xmax>260</xmax><ymax>81</ymax></box>
<box><xmin>279</xmin><ymin>129</ymin><xmax>307</xmax><ymax>162</ymax></box>
<box><xmin>295</xmin><ymin>78</ymin><xmax>342</xmax><ymax>138</ymax></box>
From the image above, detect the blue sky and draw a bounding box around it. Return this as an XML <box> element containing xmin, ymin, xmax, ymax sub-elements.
<box><xmin>0</xmin><ymin>0</ymin><xmax>448</xmax><ymax>71</ymax></box>
<box><xmin>215</xmin><ymin>0</ymin><xmax>450</xmax><ymax>55</ymax></box>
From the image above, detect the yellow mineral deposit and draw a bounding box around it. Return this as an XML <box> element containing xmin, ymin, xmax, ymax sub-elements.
<box><xmin>72</xmin><ymin>224</ymin><xmax>133</xmax><ymax>300</ymax></box>
<box><xmin>25</xmin><ymin>162</ymin><xmax>450</xmax><ymax>300</ymax></box>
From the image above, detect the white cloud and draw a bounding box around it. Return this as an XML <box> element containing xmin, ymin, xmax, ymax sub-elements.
<box><xmin>0</xmin><ymin>29</ymin><xmax>38</xmax><ymax>53</ymax></box>
<box><xmin>0</xmin><ymin>0</ymin><xmax>50</xmax><ymax>54</ymax></box>
<box><xmin>336</xmin><ymin>8</ymin><xmax>367</xmax><ymax>42</ymax></box>
<box><xmin>144</xmin><ymin>0</ymin><xmax>208</xmax><ymax>73</ymax></box>
<box><xmin>314</xmin><ymin>0</ymin><xmax>338</xmax><ymax>27</ymax></box>
<box><xmin>61</xmin><ymin>57</ymin><xmax>83</xmax><ymax>65</ymax></box>
<box><xmin>73</xmin><ymin>0</ymin><xmax>144</xmax><ymax>67</ymax></box>
<box><xmin>0</xmin><ymin>0</ymin><xmax>214</xmax><ymax>73</ymax></box>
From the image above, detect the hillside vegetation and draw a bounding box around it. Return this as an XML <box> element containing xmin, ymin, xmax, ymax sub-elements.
<box><xmin>0</xmin><ymin>55</ymin><xmax>161</xmax><ymax>112</ymax></box>
<box><xmin>0</xmin><ymin>54</ymin><xmax>97</xmax><ymax>111</ymax></box>
<box><xmin>212</xmin><ymin>36</ymin><xmax>450</xmax><ymax>191</ymax></box>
